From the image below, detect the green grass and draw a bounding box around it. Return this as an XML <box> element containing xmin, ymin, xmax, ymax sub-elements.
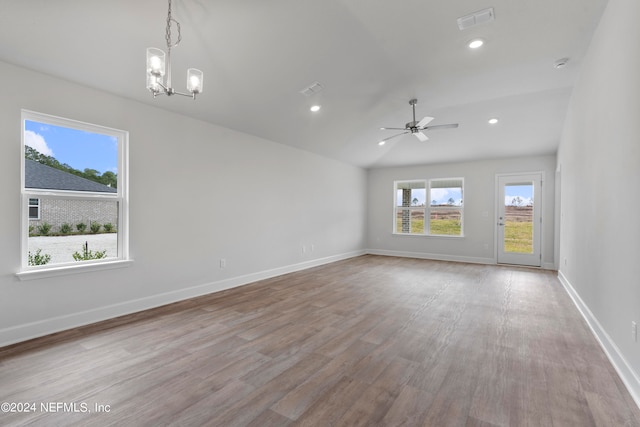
<box><xmin>395</xmin><ymin>218</ymin><xmax>461</xmax><ymax>236</ymax></box>
<box><xmin>430</xmin><ymin>219</ymin><xmax>461</xmax><ymax>235</ymax></box>
<box><xmin>504</xmin><ymin>221</ymin><xmax>533</xmax><ymax>253</ymax></box>
<box><xmin>394</xmin><ymin>218</ymin><xmax>532</xmax><ymax>252</ymax></box>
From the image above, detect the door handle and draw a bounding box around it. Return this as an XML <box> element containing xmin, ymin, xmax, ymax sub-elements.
<box><xmin>498</xmin><ymin>222</ymin><xmax>504</xmax><ymax>226</ymax></box>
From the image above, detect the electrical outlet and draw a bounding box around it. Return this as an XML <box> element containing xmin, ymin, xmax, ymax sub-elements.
<box><xmin>633</xmin><ymin>321</ymin><xmax>637</xmax><ymax>343</ymax></box>
<box><xmin>219</xmin><ymin>258</ymin><xmax>226</xmax><ymax>268</ymax></box>
<box><xmin>311</xmin><ymin>244</ymin><xmax>315</xmax><ymax>252</ymax></box>
<box><xmin>301</xmin><ymin>245</ymin><xmax>306</xmax><ymax>254</ymax></box>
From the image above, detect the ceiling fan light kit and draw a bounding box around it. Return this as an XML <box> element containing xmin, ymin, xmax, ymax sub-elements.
<box><xmin>146</xmin><ymin>0</ymin><xmax>203</xmax><ymax>99</ymax></box>
<box><xmin>379</xmin><ymin>99</ymin><xmax>459</xmax><ymax>144</ymax></box>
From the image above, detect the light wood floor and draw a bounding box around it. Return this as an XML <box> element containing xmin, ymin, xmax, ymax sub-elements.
<box><xmin>1</xmin><ymin>255</ymin><xmax>639</xmax><ymax>426</ymax></box>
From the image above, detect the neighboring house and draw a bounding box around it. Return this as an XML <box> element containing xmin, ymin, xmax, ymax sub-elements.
<box><xmin>25</xmin><ymin>159</ymin><xmax>117</xmax><ymax>233</ymax></box>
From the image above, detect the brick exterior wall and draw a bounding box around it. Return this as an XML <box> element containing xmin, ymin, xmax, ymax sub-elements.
<box><xmin>401</xmin><ymin>188</ymin><xmax>411</xmax><ymax>233</ymax></box>
<box><xmin>29</xmin><ymin>198</ymin><xmax>118</xmax><ymax>233</ymax></box>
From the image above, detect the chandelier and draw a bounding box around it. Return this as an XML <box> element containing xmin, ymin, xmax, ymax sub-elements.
<box><xmin>146</xmin><ymin>0</ymin><xmax>203</xmax><ymax>99</ymax></box>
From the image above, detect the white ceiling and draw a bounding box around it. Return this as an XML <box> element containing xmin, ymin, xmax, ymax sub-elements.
<box><xmin>0</xmin><ymin>0</ymin><xmax>608</xmax><ymax>169</ymax></box>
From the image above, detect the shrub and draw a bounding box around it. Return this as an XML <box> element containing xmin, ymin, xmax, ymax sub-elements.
<box><xmin>37</xmin><ymin>222</ymin><xmax>52</xmax><ymax>235</ymax></box>
<box><xmin>28</xmin><ymin>249</ymin><xmax>51</xmax><ymax>266</ymax></box>
<box><xmin>76</xmin><ymin>222</ymin><xmax>87</xmax><ymax>233</ymax></box>
<box><xmin>60</xmin><ymin>223</ymin><xmax>72</xmax><ymax>234</ymax></box>
<box><xmin>72</xmin><ymin>242</ymin><xmax>107</xmax><ymax>261</ymax></box>
<box><xmin>103</xmin><ymin>223</ymin><xmax>114</xmax><ymax>232</ymax></box>
<box><xmin>90</xmin><ymin>222</ymin><xmax>101</xmax><ymax>234</ymax></box>
<box><xmin>29</xmin><ymin>225</ymin><xmax>34</xmax><ymax>235</ymax></box>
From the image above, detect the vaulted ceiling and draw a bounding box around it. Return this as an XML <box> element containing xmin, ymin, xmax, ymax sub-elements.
<box><xmin>0</xmin><ymin>0</ymin><xmax>608</xmax><ymax>168</ymax></box>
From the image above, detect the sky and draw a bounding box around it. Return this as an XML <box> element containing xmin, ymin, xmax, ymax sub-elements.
<box><xmin>398</xmin><ymin>184</ymin><xmax>533</xmax><ymax>207</ymax></box>
<box><xmin>505</xmin><ymin>184</ymin><xmax>533</xmax><ymax>206</ymax></box>
<box><xmin>397</xmin><ymin>188</ymin><xmax>463</xmax><ymax>206</ymax></box>
<box><xmin>24</xmin><ymin>120</ymin><xmax>118</xmax><ymax>174</ymax></box>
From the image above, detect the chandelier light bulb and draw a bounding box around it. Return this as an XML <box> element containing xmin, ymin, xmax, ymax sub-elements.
<box><xmin>187</xmin><ymin>68</ymin><xmax>204</xmax><ymax>94</ymax></box>
<box><xmin>150</xmin><ymin>56</ymin><xmax>162</xmax><ymax>74</ymax></box>
<box><xmin>146</xmin><ymin>48</ymin><xmax>165</xmax><ymax>76</ymax></box>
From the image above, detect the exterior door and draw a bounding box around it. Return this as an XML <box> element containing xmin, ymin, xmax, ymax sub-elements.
<box><xmin>497</xmin><ymin>173</ymin><xmax>542</xmax><ymax>267</ymax></box>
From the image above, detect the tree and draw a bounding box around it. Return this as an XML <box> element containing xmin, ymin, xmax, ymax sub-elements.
<box><xmin>511</xmin><ymin>196</ymin><xmax>523</xmax><ymax>206</ymax></box>
<box><xmin>100</xmin><ymin>171</ymin><xmax>117</xmax><ymax>188</ymax></box>
<box><xmin>447</xmin><ymin>197</ymin><xmax>455</xmax><ymax>205</ymax></box>
<box><xmin>412</xmin><ymin>197</ymin><xmax>419</xmax><ymax>206</ymax></box>
<box><xmin>83</xmin><ymin>168</ymin><xmax>100</xmax><ymax>179</ymax></box>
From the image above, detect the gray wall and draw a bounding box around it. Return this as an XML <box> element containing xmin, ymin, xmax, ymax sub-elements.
<box><xmin>557</xmin><ymin>0</ymin><xmax>640</xmax><ymax>399</ymax></box>
<box><xmin>0</xmin><ymin>60</ymin><xmax>367</xmax><ymax>345</ymax></box>
<box><xmin>367</xmin><ymin>155</ymin><xmax>557</xmax><ymax>268</ymax></box>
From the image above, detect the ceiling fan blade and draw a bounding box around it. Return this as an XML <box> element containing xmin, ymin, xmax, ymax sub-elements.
<box><xmin>380</xmin><ymin>127</ymin><xmax>407</xmax><ymax>131</ymax></box>
<box><xmin>414</xmin><ymin>132</ymin><xmax>429</xmax><ymax>142</ymax></box>
<box><xmin>380</xmin><ymin>131</ymin><xmax>409</xmax><ymax>143</ymax></box>
<box><xmin>417</xmin><ymin>116</ymin><xmax>434</xmax><ymax>128</ymax></box>
<box><xmin>424</xmin><ymin>123</ymin><xmax>459</xmax><ymax>130</ymax></box>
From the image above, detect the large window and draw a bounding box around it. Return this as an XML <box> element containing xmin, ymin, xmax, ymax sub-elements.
<box><xmin>394</xmin><ymin>178</ymin><xmax>463</xmax><ymax>237</ymax></box>
<box><xmin>19</xmin><ymin>110</ymin><xmax>129</xmax><ymax>278</ymax></box>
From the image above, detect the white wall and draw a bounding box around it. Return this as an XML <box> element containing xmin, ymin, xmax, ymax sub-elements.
<box><xmin>367</xmin><ymin>155</ymin><xmax>556</xmax><ymax>267</ymax></box>
<box><xmin>557</xmin><ymin>0</ymin><xmax>640</xmax><ymax>403</ymax></box>
<box><xmin>0</xmin><ymin>60</ymin><xmax>367</xmax><ymax>346</ymax></box>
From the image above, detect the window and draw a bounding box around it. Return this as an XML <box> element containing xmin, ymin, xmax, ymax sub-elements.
<box><xmin>394</xmin><ymin>178</ymin><xmax>464</xmax><ymax>237</ymax></box>
<box><xmin>395</xmin><ymin>181</ymin><xmax>426</xmax><ymax>234</ymax></box>
<box><xmin>428</xmin><ymin>178</ymin><xmax>463</xmax><ymax>236</ymax></box>
<box><xmin>19</xmin><ymin>110</ymin><xmax>129</xmax><ymax>278</ymax></box>
<box><xmin>28</xmin><ymin>198</ymin><xmax>40</xmax><ymax>220</ymax></box>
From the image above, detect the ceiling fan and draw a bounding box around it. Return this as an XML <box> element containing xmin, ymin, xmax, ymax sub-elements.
<box><xmin>379</xmin><ymin>98</ymin><xmax>459</xmax><ymax>144</ymax></box>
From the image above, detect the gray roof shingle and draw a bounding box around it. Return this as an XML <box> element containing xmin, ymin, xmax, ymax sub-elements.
<box><xmin>25</xmin><ymin>159</ymin><xmax>117</xmax><ymax>193</ymax></box>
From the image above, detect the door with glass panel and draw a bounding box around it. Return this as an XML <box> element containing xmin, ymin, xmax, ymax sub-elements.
<box><xmin>497</xmin><ymin>173</ymin><xmax>542</xmax><ymax>266</ymax></box>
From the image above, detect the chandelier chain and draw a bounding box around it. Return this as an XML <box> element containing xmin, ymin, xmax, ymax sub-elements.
<box><xmin>165</xmin><ymin>0</ymin><xmax>182</xmax><ymax>49</ymax></box>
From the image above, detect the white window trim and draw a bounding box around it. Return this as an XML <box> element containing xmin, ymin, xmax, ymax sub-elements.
<box><xmin>393</xmin><ymin>178</ymin><xmax>465</xmax><ymax>237</ymax></box>
<box><xmin>28</xmin><ymin>198</ymin><xmax>40</xmax><ymax>220</ymax></box>
<box><xmin>18</xmin><ymin>110</ymin><xmax>130</xmax><ymax>280</ymax></box>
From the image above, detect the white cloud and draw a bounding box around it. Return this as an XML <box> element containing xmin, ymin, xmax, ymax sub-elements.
<box><xmin>24</xmin><ymin>130</ymin><xmax>54</xmax><ymax>156</ymax></box>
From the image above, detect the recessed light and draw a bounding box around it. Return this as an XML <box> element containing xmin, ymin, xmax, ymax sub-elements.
<box><xmin>468</xmin><ymin>39</ymin><xmax>484</xmax><ymax>49</ymax></box>
<box><xmin>378</xmin><ymin>141</ymin><xmax>386</xmax><ymax>146</ymax></box>
<box><xmin>310</xmin><ymin>105</ymin><xmax>321</xmax><ymax>112</ymax></box>
<box><xmin>488</xmin><ymin>117</ymin><xmax>499</xmax><ymax>124</ymax></box>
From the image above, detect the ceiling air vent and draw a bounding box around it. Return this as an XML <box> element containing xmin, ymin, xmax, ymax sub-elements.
<box><xmin>457</xmin><ymin>8</ymin><xmax>495</xmax><ymax>31</ymax></box>
<box><xmin>299</xmin><ymin>81</ymin><xmax>323</xmax><ymax>97</ymax></box>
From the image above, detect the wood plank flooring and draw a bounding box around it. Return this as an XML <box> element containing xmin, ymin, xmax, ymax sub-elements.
<box><xmin>1</xmin><ymin>255</ymin><xmax>639</xmax><ymax>426</ymax></box>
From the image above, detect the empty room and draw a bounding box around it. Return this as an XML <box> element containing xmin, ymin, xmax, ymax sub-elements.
<box><xmin>0</xmin><ymin>0</ymin><xmax>638</xmax><ymax>425</ymax></box>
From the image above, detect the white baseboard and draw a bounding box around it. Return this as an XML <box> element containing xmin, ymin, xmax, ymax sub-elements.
<box><xmin>0</xmin><ymin>250</ymin><xmax>366</xmax><ymax>348</ymax></box>
<box><xmin>366</xmin><ymin>248</ymin><xmax>495</xmax><ymax>265</ymax></box>
<box><xmin>367</xmin><ymin>249</ymin><xmax>557</xmax><ymax>271</ymax></box>
<box><xmin>558</xmin><ymin>270</ymin><xmax>640</xmax><ymax>410</ymax></box>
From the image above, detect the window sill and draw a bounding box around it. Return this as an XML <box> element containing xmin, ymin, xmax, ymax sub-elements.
<box><xmin>392</xmin><ymin>232</ymin><xmax>465</xmax><ymax>239</ymax></box>
<box><xmin>16</xmin><ymin>259</ymin><xmax>133</xmax><ymax>281</ymax></box>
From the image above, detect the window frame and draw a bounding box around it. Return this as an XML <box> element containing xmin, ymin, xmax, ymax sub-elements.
<box><xmin>393</xmin><ymin>178</ymin><xmax>464</xmax><ymax>237</ymax></box>
<box><xmin>17</xmin><ymin>110</ymin><xmax>131</xmax><ymax>280</ymax></box>
<box><xmin>28</xmin><ymin>198</ymin><xmax>40</xmax><ymax>220</ymax></box>
<box><xmin>393</xmin><ymin>180</ymin><xmax>427</xmax><ymax>235</ymax></box>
